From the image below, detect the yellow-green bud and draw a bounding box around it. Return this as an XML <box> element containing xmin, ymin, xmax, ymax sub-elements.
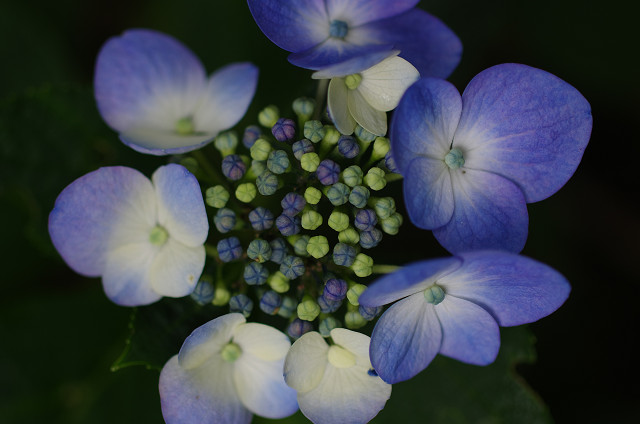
<box><xmin>364</xmin><ymin>167</ymin><xmax>387</xmax><ymax>191</ymax></box>
<box><xmin>371</xmin><ymin>137</ymin><xmax>390</xmax><ymax>161</ymax></box>
<box><xmin>322</xmin><ymin>125</ymin><xmax>341</xmax><ymax>145</ymax></box>
<box><xmin>301</xmin><ymin>209</ymin><xmax>323</xmax><ymax>230</ymax></box>
<box><xmin>300</xmin><ymin>152</ymin><xmax>320</xmax><ymax>172</ymax></box>
<box><xmin>214</xmin><ymin>131</ymin><xmax>239</xmax><ymax>156</ymax></box>
<box><xmin>338</xmin><ymin>227</ymin><xmax>360</xmax><ymax>244</ymax></box>
<box><xmin>258</xmin><ymin>105</ymin><xmax>280</xmax><ymax>128</ymax></box>
<box><xmin>328</xmin><ymin>210</ymin><xmax>350</xmax><ymax>232</ymax></box>
<box><xmin>235</xmin><ymin>182</ymin><xmax>257</xmax><ymax>203</ymax></box>
<box><xmin>381</xmin><ymin>212</ymin><xmax>403</xmax><ymax>235</ymax></box>
<box><xmin>344</xmin><ymin>73</ymin><xmax>362</xmax><ymax>90</ymax></box>
<box><xmin>345</xmin><ymin>310</ymin><xmax>367</xmax><ymax>329</ymax></box>
<box><xmin>205</xmin><ymin>185</ymin><xmax>229</xmax><ymax>208</ymax></box>
<box><xmin>297</xmin><ymin>298</ymin><xmax>321</xmax><ymax>321</ymax></box>
<box><xmin>307</xmin><ymin>235</ymin><xmax>329</xmax><ymax>259</ymax></box>
<box><xmin>250</xmin><ymin>138</ymin><xmax>272</xmax><ymax>161</ymax></box>
<box><xmin>268</xmin><ymin>271</ymin><xmax>290</xmax><ymax>293</ymax></box>
<box><xmin>304</xmin><ymin>186</ymin><xmax>322</xmax><ymax>204</ymax></box>
<box><xmin>211</xmin><ymin>283</ymin><xmax>231</xmax><ymax>306</ymax></box>
<box><xmin>351</xmin><ymin>254</ymin><xmax>373</xmax><ymax>277</ymax></box>
<box><xmin>346</xmin><ymin>283</ymin><xmax>367</xmax><ymax>306</ymax></box>
<box><xmin>292</xmin><ymin>97</ymin><xmax>316</xmax><ymax>120</ymax></box>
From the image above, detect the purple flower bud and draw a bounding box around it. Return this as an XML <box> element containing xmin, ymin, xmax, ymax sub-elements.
<box><xmin>276</xmin><ymin>213</ymin><xmax>301</xmax><ymax>236</ymax></box>
<box><xmin>316</xmin><ymin>159</ymin><xmax>340</xmax><ymax>185</ymax></box>
<box><xmin>221</xmin><ymin>154</ymin><xmax>246</xmax><ymax>181</ymax></box>
<box><xmin>359</xmin><ymin>228</ymin><xmax>383</xmax><ymax>249</ymax></box>
<box><xmin>248</xmin><ymin>207</ymin><xmax>274</xmax><ymax>231</ymax></box>
<box><xmin>243</xmin><ymin>125</ymin><xmax>261</xmax><ymax>148</ymax></box>
<box><xmin>338</xmin><ymin>135</ymin><xmax>359</xmax><ymax>159</ymax></box>
<box><xmin>292</xmin><ymin>139</ymin><xmax>315</xmax><ymax>160</ymax></box>
<box><xmin>260</xmin><ymin>290</ymin><xmax>282</xmax><ymax>315</ymax></box>
<box><xmin>281</xmin><ymin>192</ymin><xmax>306</xmax><ymax>216</ymax></box>
<box><xmin>354</xmin><ymin>209</ymin><xmax>378</xmax><ymax>231</ymax></box>
<box><xmin>271</xmin><ymin>118</ymin><xmax>296</xmax><ymax>142</ymax></box>
<box><xmin>217</xmin><ymin>237</ymin><xmax>243</xmax><ymax>262</ymax></box>
<box><xmin>323</xmin><ymin>278</ymin><xmax>348</xmax><ymax>301</ymax></box>
<box><xmin>229</xmin><ymin>294</ymin><xmax>253</xmax><ymax>317</ymax></box>
<box><xmin>359</xmin><ymin>305</ymin><xmax>383</xmax><ymax>321</ymax></box>
<box><xmin>317</xmin><ymin>294</ymin><xmax>342</xmax><ymax>313</ymax></box>
<box><xmin>287</xmin><ymin>318</ymin><xmax>313</xmax><ymax>339</ymax></box>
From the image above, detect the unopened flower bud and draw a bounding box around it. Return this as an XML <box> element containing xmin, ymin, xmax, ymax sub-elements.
<box><xmin>359</xmin><ymin>228</ymin><xmax>383</xmax><ymax>249</ymax></box>
<box><xmin>248</xmin><ymin>159</ymin><xmax>266</xmax><ymax>177</ymax></box>
<box><xmin>300</xmin><ymin>152</ymin><xmax>320</xmax><ymax>172</ymax></box>
<box><xmin>190</xmin><ymin>279</ymin><xmax>215</xmax><ymax>305</ymax></box>
<box><xmin>292</xmin><ymin>139</ymin><xmax>314</xmax><ymax>160</ymax></box>
<box><xmin>323</xmin><ymin>278</ymin><xmax>348</xmax><ymax>301</ymax></box>
<box><xmin>247</xmin><ymin>239</ymin><xmax>272</xmax><ymax>263</ymax></box>
<box><xmin>338</xmin><ymin>227</ymin><xmax>360</xmax><ymax>244</ymax></box>
<box><xmin>351</xmin><ymin>254</ymin><xmax>373</xmax><ymax>277</ymax></box>
<box><xmin>325</xmin><ymin>182</ymin><xmax>350</xmax><ymax>206</ymax></box>
<box><xmin>268</xmin><ymin>271</ymin><xmax>290</xmax><ymax>293</ymax></box>
<box><xmin>248</xmin><ymin>207</ymin><xmax>274</xmax><ymax>231</ymax></box>
<box><xmin>317</xmin><ymin>295</ymin><xmax>342</xmax><ymax>313</ymax></box>
<box><xmin>205</xmin><ymin>185</ymin><xmax>229</xmax><ymax>208</ymax></box>
<box><xmin>328</xmin><ymin>210</ymin><xmax>349</xmax><ymax>232</ymax></box>
<box><xmin>346</xmin><ymin>283</ymin><xmax>367</xmax><ymax>306</ymax></box>
<box><xmin>304</xmin><ymin>120</ymin><xmax>325</xmax><ymax>143</ymax></box>
<box><xmin>244</xmin><ymin>262</ymin><xmax>269</xmax><ymax>286</ymax></box>
<box><xmin>316</xmin><ymin>159</ymin><xmax>340</xmax><ymax>185</ymax></box>
<box><xmin>385</xmin><ymin>151</ymin><xmax>399</xmax><ymax>173</ymax></box>
<box><xmin>267</xmin><ymin>150</ymin><xmax>290</xmax><ymax>174</ymax></box>
<box><xmin>292</xmin><ymin>234</ymin><xmax>311</xmax><ymax>257</ymax></box>
<box><xmin>213</xmin><ymin>131</ymin><xmax>238</xmax><ymax>156</ymax></box>
<box><xmin>278</xmin><ymin>296</ymin><xmax>297</xmax><ymax>318</ymax></box>
<box><xmin>364</xmin><ymin>167</ymin><xmax>387</xmax><ymax>191</ymax></box>
<box><xmin>319</xmin><ymin>317</ymin><xmax>341</xmax><ymax>337</ymax></box>
<box><xmin>304</xmin><ymin>186</ymin><xmax>322</xmax><ymax>204</ymax></box>
<box><xmin>345</xmin><ymin>310</ymin><xmax>367</xmax><ymax>329</ymax></box>
<box><xmin>256</xmin><ymin>170</ymin><xmax>279</xmax><ymax>196</ymax></box>
<box><xmin>260</xmin><ymin>290</ymin><xmax>282</xmax><ymax>315</ymax></box>
<box><xmin>272</xmin><ymin>118</ymin><xmax>296</xmax><ymax>142</ymax></box>
<box><xmin>332</xmin><ymin>243</ymin><xmax>357</xmax><ymax>267</ymax></box>
<box><xmin>250</xmin><ymin>138</ymin><xmax>272</xmax><ymax>161</ymax></box>
<box><xmin>359</xmin><ymin>305</ymin><xmax>383</xmax><ymax>321</ymax></box>
<box><xmin>338</xmin><ymin>135</ymin><xmax>359</xmax><ymax>158</ymax></box>
<box><xmin>354</xmin><ymin>209</ymin><xmax>377</xmax><ymax>231</ymax></box>
<box><xmin>293</xmin><ymin>97</ymin><xmax>316</xmax><ymax>120</ymax></box>
<box><xmin>258</xmin><ymin>105</ymin><xmax>279</xmax><ymax>128</ymax></box>
<box><xmin>322</xmin><ymin>125</ymin><xmax>340</xmax><ymax>145</ymax></box>
<box><xmin>212</xmin><ymin>283</ymin><xmax>231</xmax><ymax>306</ymax></box>
<box><xmin>307</xmin><ymin>235</ymin><xmax>329</xmax><ymax>258</ymax></box>
<box><xmin>342</xmin><ymin>165</ymin><xmax>363</xmax><ymax>187</ymax></box>
<box><xmin>348</xmin><ymin>185</ymin><xmax>370</xmax><ymax>208</ymax></box>
<box><xmin>381</xmin><ymin>212</ymin><xmax>403</xmax><ymax>235</ymax></box>
<box><xmin>355</xmin><ymin>125</ymin><xmax>376</xmax><ymax>143</ymax></box>
<box><xmin>276</xmin><ymin>214</ymin><xmax>301</xmax><ymax>236</ymax></box>
<box><xmin>242</xmin><ymin>125</ymin><xmax>261</xmax><ymax>148</ymax></box>
<box><xmin>214</xmin><ymin>207</ymin><xmax>236</xmax><ymax>233</ymax></box>
<box><xmin>297</xmin><ymin>298</ymin><xmax>321</xmax><ymax>321</ymax></box>
<box><xmin>221</xmin><ymin>154</ymin><xmax>246</xmax><ymax>181</ymax></box>
<box><xmin>217</xmin><ymin>237</ymin><xmax>243</xmax><ymax>262</ymax></box>
<box><xmin>371</xmin><ymin>197</ymin><xmax>396</xmax><ymax>220</ymax></box>
<box><xmin>235</xmin><ymin>182</ymin><xmax>257</xmax><ymax>203</ymax></box>
<box><xmin>269</xmin><ymin>238</ymin><xmax>288</xmax><ymax>264</ymax></box>
<box><xmin>281</xmin><ymin>192</ymin><xmax>306</xmax><ymax>216</ymax></box>
<box><xmin>229</xmin><ymin>294</ymin><xmax>253</xmax><ymax>317</ymax></box>
<box><xmin>371</xmin><ymin>137</ymin><xmax>390</xmax><ymax>162</ymax></box>
<box><xmin>287</xmin><ymin>318</ymin><xmax>313</xmax><ymax>339</ymax></box>
<box><xmin>301</xmin><ymin>209</ymin><xmax>323</xmax><ymax>230</ymax></box>
<box><xmin>280</xmin><ymin>255</ymin><xmax>305</xmax><ymax>280</ymax></box>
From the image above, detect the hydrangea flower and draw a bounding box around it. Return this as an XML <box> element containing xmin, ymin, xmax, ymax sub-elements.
<box><xmin>160</xmin><ymin>313</ymin><xmax>298</xmax><ymax>423</ymax></box>
<box><xmin>94</xmin><ymin>29</ymin><xmax>258</xmax><ymax>155</ymax></box>
<box><xmin>313</xmin><ymin>51</ymin><xmax>419</xmax><ymax>136</ymax></box>
<box><xmin>283</xmin><ymin>328</ymin><xmax>391</xmax><ymax>424</ymax></box>
<box><xmin>358</xmin><ymin>250</ymin><xmax>571</xmax><ymax>384</ymax></box>
<box><xmin>48</xmin><ymin>164</ymin><xmax>208</xmax><ymax>306</ymax></box>
<box><xmin>390</xmin><ymin>63</ymin><xmax>592</xmax><ymax>253</ymax></box>
<box><xmin>247</xmin><ymin>0</ymin><xmax>461</xmax><ymax>78</ymax></box>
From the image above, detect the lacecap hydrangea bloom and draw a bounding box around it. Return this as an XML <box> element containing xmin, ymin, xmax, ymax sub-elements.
<box><xmin>284</xmin><ymin>328</ymin><xmax>391</xmax><ymax>424</ymax></box>
<box><xmin>312</xmin><ymin>50</ymin><xmax>419</xmax><ymax>136</ymax></box>
<box><xmin>247</xmin><ymin>0</ymin><xmax>461</xmax><ymax>77</ymax></box>
<box><xmin>160</xmin><ymin>313</ymin><xmax>298</xmax><ymax>423</ymax></box>
<box><xmin>94</xmin><ymin>29</ymin><xmax>258</xmax><ymax>155</ymax></box>
<box><xmin>48</xmin><ymin>164</ymin><xmax>208</xmax><ymax>306</ymax></box>
<box><xmin>390</xmin><ymin>63</ymin><xmax>592</xmax><ymax>253</ymax></box>
<box><xmin>359</xmin><ymin>250</ymin><xmax>571</xmax><ymax>383</ymax></box>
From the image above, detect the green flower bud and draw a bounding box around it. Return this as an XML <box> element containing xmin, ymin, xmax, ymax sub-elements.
<box><xmin>338</xmin><ymin>227</ymin><xmax>360</xmax><ymax>244</ymax></box>
<box><xmin>292</xmin><ymin>97</ymin><xmax>315</xmax><ymax>120</ymax></box>
<box><xmin>342</xmin><ymin>165</ymin><xmax>363</xmax><ymax>187</ymax></box>
<box><xmin>277</xmin><ymin>296</ymin><xmax>298</xmax><ymax>318</ymax></box>
<box><xmin>301</xmin><ymin>209</ymin><xmax>323</xmax><ymax>230</ymax></box>
<box><xmin>351</xmin><ymin>254</ymin><xmax>373</xmax><ymax>277</ymax></box>
<box><xmin>355</xmin><ymin>125</ymin><xmax>376</xmax><ymax>143</ymax></box>
<box><xmin>324</xmin><ymin>182</ymin><xmax>350</xmax><ymax>206</ymax></box>
<box><xmin>319</xmin><ymin>317</ymin><xmax>341</xmax><ymax>337</ymax></box>
<box><xmin>267</xmin><ymin>150</ymin><xmax>290</xmax><ymax>174</ymax></box>
<box><xmin>250</xmin><ymin>138</ymin><xmax>272</xmax><ymax>161</ymax></box>
<box><xmin>235</xmin><ymin>182</ymin><xmax>257</xmax><ymax>203</ymax></box>
<box><xmin>371</xmin><ymin>137</ymin><xmax>390</xmax><ymax>162</ymax></box>
<box><xmin>322</xmin><ymin>125</ymin><xmax>340</xmax><ymax>145</ymax></box>
<box><xmin>364</xmin><ymin>167</ymin><xmax>387</xmax><ymax>191</ymax></box>
<box><xmin>292</xmin><ymin>235</ymin><xmax>311</xmax><ymax>257</ymax></box>
<box><xmin>346</xmin><ymin>283</ymin><xmax>367</xmax><ymax>306</ymax></box>
<box><xmin>307</xmin><ymin>235</ymin><xmax>329</xmax><ymax>259</ymax></box>
<box><xmin>300</xmin><ymin>152</ymin><xmax>320</xmax><ymax>172</ymax></box>
<box><xmin>328</xmin><ymin>210</ymin><xmax>350</xmax><ymax>232</ymax></box>
<box><xmin>304</xmin><ymin>120</ymin><xmax>325</xmax><ymax>143</ymax></box>
<box><xmin>268</xmin><ymin>271</ymin><xmax>290</xmax><ymax>293</ymax></box>
<box><xmin>297</xmin><ymin>298</ymin><xmax>321</xmax><ymax>321</ymax></box>
<box><xmin>247</xmin><ymin>159</ymin><xmax>267</xmax><ymax>178</ymax></box>
<box><xmin>371</xmin><ymin>197</ymin><xmax>396</xmax><ymax>220</ymax></box>
<box><xmin>258</xmin><ymin>105</ymin><xmax>279</xmax><ymax>128</ymax></box>
<box><xmin>211</xmin><ymin>283</ymin><xmax>231</xmax><ymax>306</ymax></box>
<box><xmin>348</xmin><ymin>185</ymin><xmax>370</xmax><ymax>208</ymax></box>
<box><xmin>345</xmin><ymin>310</ymin><xmax>367</xmax><ymax>329</ymax></box>
<box><xmin>214</xmin><ymin>131</ymin><xmax>238</xmax><ymax>156</ymax></box>
<box><xmin>381</xmin><ymin>212</ymin><xmax>403</xmax><ymax>235</ymax></box>
<box><xmin>304</xmin><ymin>186</ymin><xmax>322</xmax><ymax>204</ymax></box>
<box><xmin>205</xmin><ymin>185</ymin><xmax>230</xmax><ymax>208</ymax></box>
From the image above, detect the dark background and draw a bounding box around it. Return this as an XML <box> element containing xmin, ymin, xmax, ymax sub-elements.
<box><xmin>1</xmin><ymin>0</ymin><xmax>638</xmax><ymax>423</ymax></box>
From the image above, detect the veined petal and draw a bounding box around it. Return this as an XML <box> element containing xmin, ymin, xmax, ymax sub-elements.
<box><xmin>358</xmin><ymin>56</ymin><xmax>419</xmax><ymax>111</ymax></box>
<box><xmin>356</xmin><ymin>9</ymin><xmax>462</xmax><ymax>78</ymax></box>
<box><xmin>48</xmin><ymin>166</ymin><xmax>157</xmax><ymax>276</ymax></box>
<box><xmin>390</xmin><ymin>77</ymin><xmax>461</xmax><ymax>172</ymax></box>
<box><xmin>193</xmin><ymin>63</ymin><xmax>259</xmax><ymax>135</ymax></box>
<box><xmin>284</xmin><ymin>332</ymin><xmax>329</xmax><ymax>393</ymax></box>
<box><xmin>289</xmin><ymin>39</ymin><xmax>394</xmax><ymax>70</ymax></box>
<box><xmin>436</xmin><ymin>295</ymin><xmax>500</xmax><ymax>365</ymax></box>
<box><xmin>327</xmin><ymin>0</ymin><xmax>419</xmax><ymax>26</ymax></box>
<box><xmin>440</xmin><ymin>251</ymin><xmax>571</xmax><ymax>327</ymax></box>
<box><xmin>149</xmin><ymin>239</ymin><xmax>204</xmax><ymax>297</ymax></box>
<box><xmin>360</xmin><ymin>257</ymin><xmax>462</xmax><ymax>307</ymax></box>
<box><xmin>102</xmin><ymin>242</ymin><xmax>162</xmax><ymax>306</ymax></box>
<box><xmin>94</xmin><ymin>29</ymin><xmax>207</xmax><ymax>136</ymax></box>
<box><xmin>454</xmin><ymin>63</ymin><xmax>592</xmax><ymax>203</ymax></box>
<box><xmin>178</xmin><ymin>314</ymin><xmax>246</xmax><ymax>370</ymax></box>
<box><xmin>234</xmin><ymin>354</ymin><xmax>298</xmax><ymax>419</ymax></box>
<box><xmin>159</xmin><ymin>355</ymin><xmax>251</xmax><ymax>424</ymax></box>
<box><xmin>402</xmin><ymin>156</ymin><xmax>454</xmax><ymax>230</ymax></box>
<box><xmin>297</xmin><ymin>361</ymin><xmax>391</xmax><ymax>424</ymax></box>
<box><xmin>370</xmin><ymin>293</ymin><xmax>442</xmax><ymax>383</ymax></box>
<box><xmin>119</xmin><ymin>131</ymin><xmax>216</xmax><ymax>156</ymax></box>
<box><xmin>152</xmin><ymin>164</ymin><xmax>208</xmax><ymax>247</ymax></box>
<box><xmin>433</xmin><ymin>168</ymin><xmax>529</xmax><ymax>254</ymax></box>
<box><xmin>311</xmin><ymin>49</ymin><xmax>399</xmax><ymax>79</ymax></box>
<box><xmin>328</xmin><ymin>78</ymin><xmax>357</xmax><ymax>135</ymax></box>
<box><xmin>329</xmin><ymin>328</ymin><xmax>371</xmax><ymax>366</ymax></box>
<box><xmin>233</xmin><ymin>323</ymin><xmax>291</xmax><ymax>362</ymax></box>
<box><xmin>347</xmin><ymin>88</ymin><xmax>387</xmax><ymax>136</ymax></box>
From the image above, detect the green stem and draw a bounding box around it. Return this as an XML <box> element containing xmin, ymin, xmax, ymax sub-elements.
<box><xmin>384</xmin><ymin>173</ymin><xmax>403</xmax><ymax>183</ymax></box>
<box><xmin>313</xmin><ymin>79</ymin><xmax>329</xmax><ymax>121</ymax></box>
<box><xmin>372</xmin><ymin>264</ymin><xmax>401</xmax><ymax>274</ymax></box>
<box><xmin>205</xmin><ymin>244</ymin><xmax>219</xmax><ymax>260</ymax></box>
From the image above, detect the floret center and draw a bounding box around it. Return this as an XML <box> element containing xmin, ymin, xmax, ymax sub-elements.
<box><xmin>175</xmin><ymin>116</ymin><xmax>195</xmax><ymax>135</ymax></box>
<box><xmin>221</xmin><ymin>342</ymin><xmax>242</xmax><ymax>362</ymax></box>
<box><xmin>423</xmin><ymin>283</ymin><xmax>445</xmax><ymax>305</ymax></box>
<box><xmin>149</xmin><ymin>225</ymin><xmax>169</xmax><ymax>246</ymax></box>
<box><xmin>444</xmin><ymin>148</ymin><xmax>465</xmax><ymax>169</ymax></box>
<box><xmin>329</xmin><ymin>20</ymin><xmax>349</xmax><ymax>39</ymax></box>
<box><xmin>345</xmin><ymin>73</ymin><xmax>362</xmax><ymax>90</ymax></box>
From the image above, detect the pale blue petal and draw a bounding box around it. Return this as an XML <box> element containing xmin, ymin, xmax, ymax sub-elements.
<box><xmin>289</xmin><ymin>39</ymin><xmax>394</xmax><ymax>70</ymax></box>
<box><xmin>149</xmin><ymin>240</ymin><xmax>204</xmax><ymax>297</ymax></box>
<box><xmin>440</xmin><ymin>251</ymin><xmax>571</xmax><ymax>327</ymax></box>
<box><xmin>390</xmin><ymin>77</ymin><xmax>461</xmax><ymax>172</ymax></box>
<box><xmin>326</xmin><ymin>0</ymin><xmax>418</xmax><ymax>26</ymax></box>
<box><xmin>152</xmin><ymin>164</ymin><xmax>208</xmax><ymax>247</ymax></box>
<box><xmin>48</xmin><ymin>166</ymin><xmax>156</xmax><ymax>276</ymax></box>
<box><xmin>359</xmin><ymin>257</ymin><xmax>461</xmax><ymax>307</ymax></box>
<box><xmin>193</xmin><ymin>63</ymin><xmax>259</xmax><ymax>134</ymax></box>
<box><xmin>120</xmin><ymin>131</ymin><xmax>216</xmax><ymax>156</ymax></box>
<box><xmin>102</xmin><ymin>242</ymin><xmax>162</xmax><ymax>306</ymax></box>
<box><xmin>436</xmin><ymin>295</ymin><xmax>500</xmax><ymax>365</ymax></box>
<box><xmin>454</xmin><ymin>63</ymin><xmax>592</xmax><ymax>203</ymax></box>
<box><xmin>369</xmin><ymin>293</ymin><xmax>442</xmax><ymax>383</ymax></box>
<box><xmin>159</xmin><ymin>355</ymin><xmax>251</xmax><ymax>424</ymax></box>
<box><xmin>402</xmin><ymin>157</ymin><xmax>454</xmax><ymax>230</ymax></box>
<box><xmin>94</xmin><ymin>29</ymin><xmax>206</xmax><ymax>135</ymax></box>
<box><xmin>356</xmin><ymin>9</ymin><xmax>462</xmax><ymax>78</ymax></box>
<box><xmin>178</xmin><ymin>314</ymin><xmax>246</xmax><ymax>370</ymax></box>
<box><xmin>433</xmin><ymin>168</ymin><xmax>528</xmax><ymax>253</ymax></box>
<box><xmin>311</xmin><ymin>49</ymin><xmax>398</xmax><ymax>79</ymax></box>
<box><xmin>247</xmin><ymin>0</ymin><xmax>329</xmax><ymax>52</ymax></box>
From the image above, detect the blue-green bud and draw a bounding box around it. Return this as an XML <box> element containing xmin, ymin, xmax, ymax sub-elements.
<box><xmin>364</xmin><ymin>167</ymin><xmax>387</xmax><ymax>191</ymax></box>
<box><xmin>269</xmin><ymin>238</ymin><xmax>288</xmax><ymax>264</ymax></box>
<box><xmin>304</xmin><ymin>120</ymin><xmax>325</xmax><ymax>143</ymax></box>
<box><xmin>292</xmin><ymin>234</ymin><xmax>311</xmax><ymax>257</ymax></box>
<box><xmin>338</xmin><ymin>227</ymin><xmax>360</xmax><ymax>244</ymax></box>
<box><xmin>349</xmin><ymin>185</ymin><xmax>370</xmax><ymax>208</ymax></box>
<box><xmin>304</xmin><ymin>186</ymin><xmax>322</xmax><ymax>204</ymax></box>
<box><xmin>247</xmin><ymin>239</ymin><xmax>272</xmax><ymax>263</ymax></box>
<box><xmin>325</xmin><ymin>182</ymin><xmax>350</xmax><ymax>206</ymax></box>
<box><xmin>229</xmin><ymin>294</ymin><xmax>253</xmax><ymax>317</ymax></box>
<box><xmin>293</xmin><ymin>97</ymin><xmax>316</xmax><ymax>120</ymax></box>
<box><xmin>214</xmin><ymin>207</ymin><xmax>236</xmax><ymax>233</ymax></box>
<box><xmin>319</xmin><ymin>317</ymin><xmax>342</xmax><ymax>337</ymax></box>
<box><xmin>190</xmin><ymin>278</ymin><xmax>215</xmax><ymax>305</ymax></box>
<box><xmin>355</xmin><ymin>125</ymin><xmax>376</xmax><ymax>143</ymax></box>
<box><xmin>258</xmin><ymin>105</ymin><xmax>279</xmax><ymax>128</ymax></box>
<box><xmin>333</xmin><ymin>243</ymin><xmax>357</xmax><ymax>267</ymax></box>
<box><xmin>351</xmin><ymin>254</ymin><xmax>373</xmax><ymax>277</ymax></box>
<box><xmin>280</xmin><ymin>255</ymin><xmax>305</xmax><ymax>280</ymax></box>
<box><xmin>424</xmin><ymin>284</ymin><xmax>445</xmax><ymax>305</ymax></box>
<box><xmin>292</xmin><ymin>139</ymin><xmax>314</xmax><ymax>160</ymax></box>
<box><xmin>307</xmin><ymin>235</ymin><xmax>330</xmax><ymax>259</ymax></box>
<box><xmin>381</xmin><ymin>212</ymin><xmax>403</xmax><ymax>235</ymax></box>
<box><xmin>244</xmin><ymin>262</ymin><xmax>269</xmax><ymax>286</ymax></box>
<box><xmin>371</xmin><ymin>197</ymin><xmax>396</xmax><ymax>220</ymax></box>
<box><xmin>256</xmin><ymin>170</ymin><xmax>279</xmax><ymax>196</ymax></box>
<box><xmin>277</xmin><ymin>296</ymin><xmax>297</xmax><ymax>318</ymax></box>
<box><xmin>345</xmin><ymin>310</ymin><xmax>367</xmax><ymax>329</ymax></box>
<box><xmin>235</xmin><ymin>182</ymin><xmax>257</xmax><ymax>203</ymax></box>
<box><xmin>205</xmin><ymin>185</ymin><xmax>229</xmax><ymax>208</ymax></box>
<box><xmin>267</xmin><ymin>150</ymin><xmax>290</xmax><ymax>174</ymax></box>
<box><xmin>444</xmin><ymin>148</ymin><xmax>465</xmax><ymax>169</ymax></box>
<box><xmin>214</xmin><ymin>131</ymin><xmax>238</xmax><ymax>156</ymax></box>
<box><xmin>250</xmin><ymin>138</ymin><xmax>272</xmax><ymax>161</ymax></box>
<box><xmin>342</xmin><ymin>165</ymin><xmax>363</xmax><ymax>187</ymax></box>
<box><xmin>260</xmin><ymin>290</ymin><xmax>282</xmax><ymax>315</ymax></box>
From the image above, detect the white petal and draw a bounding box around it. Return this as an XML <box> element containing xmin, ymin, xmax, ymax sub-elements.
<box><xmin>359</xmin><ymin>56</ymin><xmax>420</xmax><ymax>111</ymax></box>
<box><xmin>284</xmin><ymin>331</ymin><xmax>329</xmax><ymax>393</ymax></box>
<box><xmin>330</xmin><ymin>328</ymin><xmax>372</xmax><ymax>368</ymax></box>
<box><xmin>328</xmin><ymin>78</ymin><xmax>357</xmax><ymax>135</ymax></box>
<box><xmin>347</xmin><ymin>89</ymin><xmax>387</xmax><ymax>136</ymax></box>
<box><xmin>148</xmin><ymin>238</ymin><xmax>205</xmax><ymax>297</ymax></box>
<box><xmin>233</xmin><ymin>323</ymin><xmax>291</xmax><ymax>361</ymax></box>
